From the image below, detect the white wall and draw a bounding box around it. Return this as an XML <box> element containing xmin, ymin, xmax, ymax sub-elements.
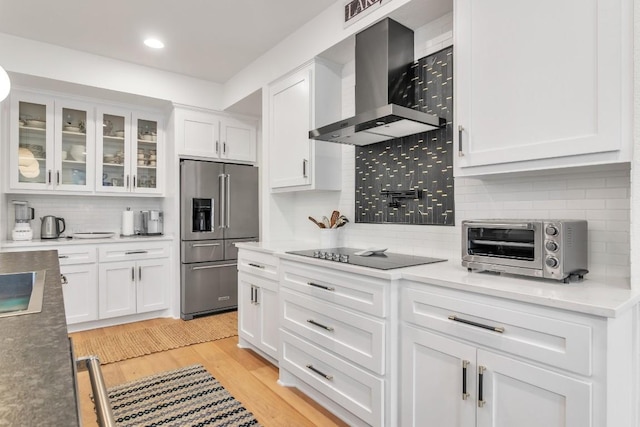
<box><xmin>4</xmin><ymin>195</ymin><xmax>164</xmax><ymax>239</ymax></box>
<box><xmin>0</xmin><ymin>33</ymin><xmax>224</xmax><ymax>110</ymax></box>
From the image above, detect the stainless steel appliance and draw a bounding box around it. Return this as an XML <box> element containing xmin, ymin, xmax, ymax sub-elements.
<box><xmin>287</xmin><ymin>248</ymin><xmax>446</xmax><ymax>270</ymax></box>
<box><xmin>40</xmin><ymin>215</ymin><xmax>66</xmax><ymax>239</ymax></box>
<box><xmin>11</xmin><ymin>200</ymin><xmax>34</xmax><ymax>241</ymax></box>
<box><xmin>141</xmin><ymin>210</ymin><xmax>163</xmax><ymax>235</ymax></box>
<box><xmin>461</xmin><ymin>219</ymin><xmax>589</xmax><ymax>282</ymax></box>
<box><xmin>309</xmin><ymin>18</ymin><xmax>445</xmax><ymax>145</ymax></box>
<box><xmin>180</xmin><ymin>159</ymin><xmax>258</xmax><ymax>319</ymax></box>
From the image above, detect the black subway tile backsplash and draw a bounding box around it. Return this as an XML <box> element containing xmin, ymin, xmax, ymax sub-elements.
<box><xmin>355</xmin><ymin>46</ymin><xmax>454</xmax><ymax>225</ymax></box>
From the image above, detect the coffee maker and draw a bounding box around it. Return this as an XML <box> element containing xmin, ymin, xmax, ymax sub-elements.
<box><xmin>141</xmin><ymin>210</ymin><xmax>163</xmax><ymax>235</ymax></box>
<box><xmin>12</xmin><ymin>201</ymin><xmax>34</xmax><ymax>241</ymax></box>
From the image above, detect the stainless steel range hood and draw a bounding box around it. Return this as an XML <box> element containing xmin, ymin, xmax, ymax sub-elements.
<box><xmin>309</xmin><ymin>18</ymin><xmax>445</xmax><ymax>146</ymax></box>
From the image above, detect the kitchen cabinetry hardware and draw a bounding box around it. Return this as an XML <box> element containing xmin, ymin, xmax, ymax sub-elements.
<box><xmin>223</xmin><ymin>141</ymin><xmax>227</xmax><ymax>155</ymax></box>
<box><xmin>448</xmin><ymin>315</ymin><xmax>505</xmax><ymax>333</ymax></box>
<box><xmin>306</xmin><ymin>319</ymin><xmax>334</xmax><ymax>332</ymax></box>
<box><xmin>306</xmin><ymin>364</ymin><xmax>333</xmax><ymax>380</ymax></box>
<box><xmin>478</xmin><ymin>366</ymin><xmax>486</xmax><ymax>407</ymax></box>
<box><xmin>60</xmin><ymin>274</ymin><xmax>68</xmax><ymax>285</ymax></box>
<box><xmin>248</xmin><ymin>263</ymin><xmax>264</xmax><ymax>269</ymax></box>
<box><xmin>462</xmin><ymin>360</ymin><xmax>469</xmax><ymax>400</ymax></box>
<box><xmin>192</xmin><ymin>243</ymin><xmax>221</xmax><ymax>248</ymax></box>
<box><xmin>125</xmin><ymin>250</ymin><xmax>148</xmax><ymax>255</ymax></box>
<box><xmin>225</xmin><ymin>173</ymin><xmax>231</xmax><ymax>228</ymax></box>
<box><xmin>138</xmin><ymin>266</ymin><xmax>142</xmax><ymax>281</ymax></box>
<box><xmin>192</xmin><ymin>263</ymin><xmax>236</xmax><ymax>270</ymax></box>
<box><xmin>76</xmin><ymin>356</ymin><xmax>116</xmax><ymax>427</ymax></box>
<box><xmin>133</xmin><ymin>175</ymin><xmax>136</xmax><ymax>188</ymax></box>
<box><xmin>126</xmin><ymin>175</ymin><xmax>130</xmax><ymax>189</ymax></box>
<box><xmin>458</xmin><ymin>125</ymin><xmax>464</xmax><ymax>157</ymax></box>
<box><xmin>131</xmin><ymin>266</ymin><xmax>135</xmax><ymax>281</ymax></box>
<box><xmin>302</xmin><ymin>159</ymin><xmax>308</xmax><ymax>178</ymax></box>
<box><xmin>380</xmin><ymin>189</ymin><xmax>422</xmax><ymax>208</ymax></box>
<box><xmin>58</xmin><ymin>255</ymin><xmax>69</xmax><ymax>259</ymax></box>
<box><xmin>219</xmin><ymin>174</ymin><xmax>226</xmax><ymax>228</ymax></box>
<box><xmin>48</xmin><ymin>169</ymin><xmax>52</xmax><ymax>184</ymax></box>
<box><xmin>216</xmin><ymin>140</ymin><xmax>219</xmax><ymax>154</ymax></box>
<box><xmin>254</xmin><ymin>287</ymin><xmax>260</xmax><ymax>304</ymax></box>
<box><xmin>306</xmin><ymin>281</ymin><xmax>335</xmax><ymax>291</ymax></box>
<box><xmin>250</xmin><ymin>286</ymin><xmax>255</xmax><ymax>304</ymax></box>
<box><xmin>56</xmin><ymin>170</ymin><xmax>60</xmax><ymax>184</ymax></box>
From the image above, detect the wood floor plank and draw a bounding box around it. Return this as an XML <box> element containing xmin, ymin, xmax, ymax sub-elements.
<box><xmin>72</xmin><ymin>319</ymin><xmax>346</xmax><ymax>427</ymax></box>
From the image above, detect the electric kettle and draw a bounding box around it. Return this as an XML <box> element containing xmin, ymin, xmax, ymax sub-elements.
<box><xmin>40</xmin><ymin>215</ymin><xmax>66</xmax><ymax>239</ymax></box>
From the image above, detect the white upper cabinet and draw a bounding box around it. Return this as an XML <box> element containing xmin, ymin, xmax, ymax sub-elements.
<box><xmin>7</xmin><ymin>89</ymin><xmax>164</xmax><ymax>195</ymax></box>
<box><xmin>268</xmin><ymin>59</ymin><xmax>342</xmax><ymax>192</ymax></box>
<box><xmin>9</xmin><ymin>91</ymin><xmax>95</xmax><ymax>192</ymax></box>
<box><xmin>175</xmin><ymin>106</ymin><xmax>257</xmax><ymax>163</ymax></box>
<box><xmin>455</xmin><ymin>0</ymin><xmax>632</xmax><ymax>175</ymax></box>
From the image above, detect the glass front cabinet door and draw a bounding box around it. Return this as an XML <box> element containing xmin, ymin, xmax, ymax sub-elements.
<box><xmin>96</xmin><ymin>107</ymin><xmax>131</xmax><ymax>193</ymax></box>
<box><xmin>132</xmin><ymin>113</ymin><xmax>162</xmax><ymax>194</ymax></box>
<box><xmin>10</xmin><ymin>92</ymin><xmax>94</xmax><ymax>192</ymax></box>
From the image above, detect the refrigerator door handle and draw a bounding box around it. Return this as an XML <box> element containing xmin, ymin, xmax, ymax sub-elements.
<box><xmin>191</xmin><ymin>263</ymin><xmax>237</xmax><ymax>270</ymax></box>
<box><xmin>219</xmin><ymin>174</ymin><xmax>226</xmax><ymax>229</ymax></box>
<box><xmin>225</xmin><ymin>173</ymin><xmax>231</xmax><ymax>230</ymax></box>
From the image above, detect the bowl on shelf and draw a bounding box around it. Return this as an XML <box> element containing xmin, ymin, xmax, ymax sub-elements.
<box><xmin>114</xmin><ymin>130</ymin><xmax>125</xmax><ymax>138</ymax></box>
<box><xmin>25</xmin><ymin>119</ymin><xmax>45</xmax><ymax>128</ymax></box>
<box><xmin>69</xmin><ymin>145</ymin><xmax>86</xmax><ymax>162</ymax></box>
<box><xmin>63</xmin><ymin>125</ymin><xmax>81</xmax><ymax>132</ymax></box>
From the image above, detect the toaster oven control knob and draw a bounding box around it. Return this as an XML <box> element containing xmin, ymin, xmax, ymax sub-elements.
<box><xmin>545</xmin><ymin>225</ymin><xmax>559</xmax><ymax>236</ymax></box>
<box><xmin>545</xmin><ymin>256</ymin><xmax>559</xmax><ymax>268</ymax></box>
<box><xmin>545</xmin><ymin>241</ymin><xmax>559</xmax><ymax>252</ymax></box>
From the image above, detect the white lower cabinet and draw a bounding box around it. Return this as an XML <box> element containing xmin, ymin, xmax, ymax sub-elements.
<box><xmin>61</xmin><ymin>263</ymin><xmax>99</xmax><ymax>324</ymax></box>
<box><xmin>98</xmin><ymin>244</ymin><xmax>170</xmax><ymax>319</ymax></box>
<box><xmin>238</xmin><ymin>271</ymin><xmax>279</xmax><ymax>361</ymax></box>
<box><xmin>278</xmin><ymin>259</ymin><xmax>389</xmax><ymax>426</ymax></box>
<box><xmin>237</xmin><ymin>248</ymin><xmax>280</xmax><ymax>363</ymax></box>
<box><xmin>401</xmin><ymin>325</ymin><xmax>591</xmax><ymax>427</ymax></box>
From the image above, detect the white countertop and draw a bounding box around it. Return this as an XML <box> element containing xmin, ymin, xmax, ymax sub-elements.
<box><xmin>2</xmin><ymin>234</ymin><xmax>174</xmax><ymax>248</ymax></box>
<box><xmin>237</xmin><ymin>241</ymin><xmax>639</xmax><ymax>318</ymax></box>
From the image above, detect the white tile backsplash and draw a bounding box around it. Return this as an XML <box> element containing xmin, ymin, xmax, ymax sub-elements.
<box><xmin>4</xmin><ymin>195</ymin><xmax>163</xmax><ymax>239</ymax></box>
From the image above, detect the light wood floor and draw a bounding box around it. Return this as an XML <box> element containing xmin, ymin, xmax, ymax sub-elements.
<box><xmin>70</xmin><ymin>317</ymin><xmax>348</xmax><ymax>427</ymax></box>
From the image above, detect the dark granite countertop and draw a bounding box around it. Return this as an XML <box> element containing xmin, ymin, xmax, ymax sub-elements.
<box><xmin>0</xmin><ymin>250</ymin><xmax>79</xmax><ymax>426</ymax></box>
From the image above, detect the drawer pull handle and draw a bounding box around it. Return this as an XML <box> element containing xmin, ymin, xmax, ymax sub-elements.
<box><xmin>58</xmin><ymin>255</ymin><xmax>69</xmax><ymax>259</ymax></box>
<box><xmin>306</xmin><ymin>364</ymin><xmax>333</xmax><ymax>380</ymax></box>
<box><xmin>248</xmin><ymin>263</ymin><xmax>264</xmax><ymax>269</ymax></box>
<box><xmin>306</xmin><ymin>319</ymin><xmax>334</xmax><ymax>332</ymax></box>
<box><xmin>478</xmin><ymin>366</ymin><xmax>486</xmax><ymax>407</ymax></box>
<box><xmin>192</xmin><ymin>243</ymin><xmax>221</xmax><ymax>248</ymax></box>
<box><xmin>307</xmin><ymin>282</ymin><xmax>335</xmax><ymax>292</ymax></box>
<box><xmin>125</xmin><ymin>250</ymin><xmax>148</xmax><ymax>255</ymax></box>
<box><xmin>462</xmin><ymin>360</ymin><xmax>470</xmax><ymax>400</ymax></box>
<box><xmin>448</xmin><ymin>315</ymin><xmax>504</xmax><ymax>333</ymax></box>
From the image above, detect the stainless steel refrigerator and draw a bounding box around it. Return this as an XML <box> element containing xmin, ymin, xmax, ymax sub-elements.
<box><xmin>180</xmin><ymin>159</ymin><xmax>258</xmax><ymax>319</ymax></box>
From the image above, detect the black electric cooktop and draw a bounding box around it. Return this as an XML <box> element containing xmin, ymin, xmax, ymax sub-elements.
<box><xmin>286</xmin><ymin>247</ymin><xmax>447</xmax><ymax>270</ymax></box>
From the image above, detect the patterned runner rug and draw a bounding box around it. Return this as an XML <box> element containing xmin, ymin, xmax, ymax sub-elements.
<box><xmin>73</xmin><ymin>311</ymin><xmax>238</xmax><ymax>364</ymax></box>
<box><xmin>108</xmin><ymin>364</ymin><xmax>261</xmax><ymax>427</ymax></box>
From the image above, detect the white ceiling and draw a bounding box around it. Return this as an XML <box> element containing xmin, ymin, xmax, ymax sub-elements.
<box><xmin>0</xmin><ymin>0</ymin><xmax>337</xmax><ymax>84</ymax></box>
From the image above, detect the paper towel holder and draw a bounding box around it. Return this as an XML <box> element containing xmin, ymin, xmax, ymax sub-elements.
<box><xmin>121</xmin><ymin>207</ymin><xmax>135</xmax><ymax>236</ymax></box>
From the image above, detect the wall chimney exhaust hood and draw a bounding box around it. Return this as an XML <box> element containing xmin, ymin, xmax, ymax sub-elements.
<box><xmin>309</xmin><ymin>18</ymin><xmax>445</xmax><ymax>146</ymax></box>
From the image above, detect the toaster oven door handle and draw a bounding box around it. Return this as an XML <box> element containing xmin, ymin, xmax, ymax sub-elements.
<box><xmin>465</xmin><ymin>222</ymin><xmax>533</xmax><ymax>230</ymax></box>
<box><xmin>448</xmin><ymin>315</ymin><xmax>505</xmax><ymax>333</ymax></box>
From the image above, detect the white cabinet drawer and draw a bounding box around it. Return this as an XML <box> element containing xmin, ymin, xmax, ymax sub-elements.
<box><xmin>281</xmin><ymin>260</ymin><xmax>387</xmax><ymax>317</ymax></box>
<box><xmin>57</xmin><ymin>245</ymin><xmax>97</xmax><ymax>265</ymax></box>
<box><xmin>281</xmin><ymin>330</ymin><xmax>383</xmax><ymax>426</ymax></box>
<box><xmin>401</xmin><ymin>284</ymin><xmax>594</xmax><ymax>376</ymax></box>
<box><xmin>99</xmin><ymin>242</ymin><xmax>170</xmax><ymax>262</ymax></box>
<box><xmin>281</xmin><ymin>288</ymin><xmax>385</xmax><ymax>374</ymax></box>
<box><xmin>238</xmin><ymin>250</ymin><xmax>278</xmax><ymax>281</ymax></box>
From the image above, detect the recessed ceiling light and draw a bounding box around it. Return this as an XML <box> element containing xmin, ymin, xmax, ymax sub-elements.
<box><xmin>144</xmin><ymin>38</ymin><xmax>164</xmax><ymax>49</ymax></box>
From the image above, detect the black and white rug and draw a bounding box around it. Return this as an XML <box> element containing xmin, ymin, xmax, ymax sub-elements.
<box><xmin>107</xmin><ymin>364</ymin><xmax>261</xmax><ymax>427</ymax></box>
